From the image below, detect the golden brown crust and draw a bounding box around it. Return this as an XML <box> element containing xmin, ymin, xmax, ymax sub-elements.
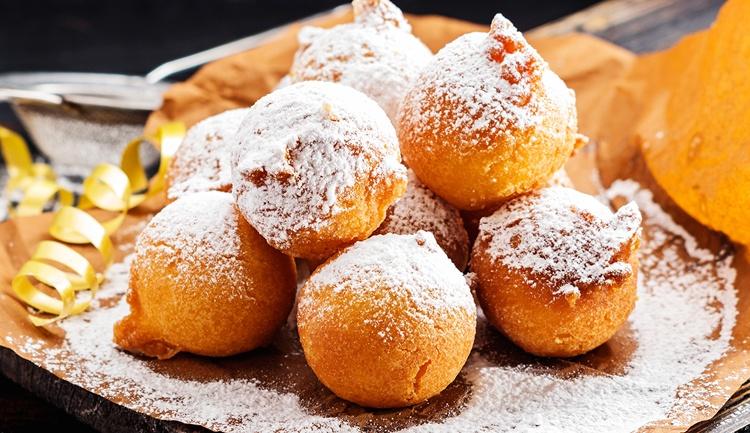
<box><xmin>297</xmin><ymin>233</ymin><xmax>476</xmax><ymax>408</ymax></box>
<box><xmin>397</xmin><ymin>16</ymin><xmax>581</xmax><ymax>211</ymax></box>
<box><xmin>400</xmin><ymin>94</ymin><xmax>577</xmax><ymax>212</ymax></box>
<box><xmin>471</xmin><ymin>211</ymin><xmax>640</xmax><ymax>358</ymax></box>
<box><xmin>375</xmin><ymin>170</ymin><xmax>469</xmax><ymax>270</ymax></box>
<box><xmin>298</xmin><ymin>286</ymin><xmax>475</xmax><ymax>407</ymax></box>
<box><xmin>114</xmin><ymin>193</ymin><xmax>297</xmax><ymax>359</ymax></box>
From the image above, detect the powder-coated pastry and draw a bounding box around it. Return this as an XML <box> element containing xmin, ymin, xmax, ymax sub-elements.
<box><xmin>397</xmin><ymin>14</ymin><xmax>585</xmax><ymax>211</ymax></box>
<box><xmin>166</xmin><ymin>108</ymin><xmax>248</xmax><ymax>201</ymax></box>
<box><xmin>375</xmin><ymin>169</ymin><xmax>469</xmax><ymax>270</ymax></box>
<box><xmin>232</xmin><ymin>81</ymin><xmax>407</xmax><ymax>260</ymax></box>
<box><xmin>287</xmin><ymin>0</ymin><xmax>432</xmax><ymax>123</ymax></box>
<box><xmin>114</xmin><ymin>191</ymin><xmax>296</xmax><ymax>359</ymax></box>
<box><xmin>298</xmin><ymin>232</ymin><xmax>476</xmax><ymax>408</ymax></box>
<box><xmin>471</xmin><ymin>187</ymin><xmax>641</xmax><ymax>357</ymax></box>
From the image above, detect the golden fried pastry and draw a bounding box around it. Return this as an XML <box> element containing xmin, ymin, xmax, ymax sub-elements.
<box><xmin>166</xmin><ymin>108</ymin><xmax>248</xmax><ymax>201</ymax></box>
<box><xmin>471</xmin><ymin>187</ymin><xmax>641</xmax><ymax>357</ymax></box>
<box><xmin>114</xmin><ymin>191</ymin><xmax>296</xmax><ymax>359</ymax></box>
<box><xmin>287</xmin><ymin>0</ymin><xmax>432</xmax><ymax>123</ymax></box>
<box><xmin>231</xmin><ymin>81</ymin><xmax>407</xmax><ymax>260</ymax></box>
<box><xmin>298</xmin><ymin>232</ymin><xmax>476</xmax><ymax>408</ymax></box>
<box><xmin>397</xmin><ymin>14</ymin><xmax>585</xmax><ymax>211</ymax></box>
<box><xmin>375</xmin><ymin>169</ymin><xmax>469</xmax><ymax>270</ymax></box>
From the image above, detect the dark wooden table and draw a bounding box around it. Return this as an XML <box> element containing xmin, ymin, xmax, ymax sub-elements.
<box><xmin>1</xmin><ymin>0</ymin><xmax>747</xmax><ymax>432</ymax></box>
<box><xmin>0</xmin><ymin>373</ymin><xmax>97</xmax><ymax>433</ymax></box>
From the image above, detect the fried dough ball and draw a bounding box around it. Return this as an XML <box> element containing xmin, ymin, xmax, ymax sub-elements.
<box><xmin>166</xmin><ymin>108</ymin><xmax>248</xmax><ymax>201</ymax></box>
<box><xmin>470</xmin><ymin>187</ymin><xmax>641</xmax><ymax>357</ymax></box>
<box><xmin>375</xmin><ymin>169</ymin><xmax>469</xmax><ymax>270</ymax></box>
<box><xmin>231</xmin><ymin>81</ymin><xmax>407</xmax><ymax>260</ymax></box>
<box><xmin>298</xmin><ymin>232</ymin><xmax>476</xmax><ymax>408</ymax></box>
<box><xmin>114</xmin><ymin>191</ymin><xmax>296</xmax><ymax>359</ymax></box>
<box><xmin>287</xmin><ymin>0</ymin><xmax>432</xmax><ymax>123</ymax></box>
<box><xmin>397</xmin><ymin>14</ymin><xmax>585</xmax><ymax>211</ymax></box>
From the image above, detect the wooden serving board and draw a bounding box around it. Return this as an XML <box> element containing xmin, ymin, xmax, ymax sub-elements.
<box><xmin>2</xmin><ymin>1</ymin><xmax>746</xmax><ymax>433</ymax></box>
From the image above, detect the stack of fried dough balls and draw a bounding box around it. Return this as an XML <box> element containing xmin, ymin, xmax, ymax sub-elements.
<box><xmin>397</xmin><ymin>14</ymin><xmax>586</xmax><ymax>211</ymax></box>
<box><xmin>470</xmin><ymin>187</ymin><xmax>642</xmax><ymax>357</ymax></box>
<box><xmin>117</xmin><ymin>0</ymin><xmax>643</xmax><ymax>413</ymax></box>
<box><xmin>286</xmin><ymin>0</ymin><xmax>432</xmax><ymax>123</ymax></box>
<box><xmin>114</xmin><ymin>191</ymin><xmax>297</xmax><ymax>359</ymax></box>
<box><xmin>297</xmin><ymin>231</ymin><xmax>476</xmax><ymax>408</ymax></box>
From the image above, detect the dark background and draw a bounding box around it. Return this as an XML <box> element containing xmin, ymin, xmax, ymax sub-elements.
<box><xmin>0</xmin><ymin>1</ymin><xmax>603</xmax><ymax>432</ymax></box>
<box><xmin>0</xmin><ymin>0</ymin><xmax>600</xmax><ymax>75</ymax></box>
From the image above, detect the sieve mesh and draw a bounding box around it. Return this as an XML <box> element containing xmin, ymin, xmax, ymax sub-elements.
<box><xmin>11</xmin><ymin>102</ymin><xmax>158</xmax><ymax>178</ymax></box>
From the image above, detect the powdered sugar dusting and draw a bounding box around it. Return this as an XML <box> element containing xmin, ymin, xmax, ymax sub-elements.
<box><xmin>398</xmin><ymin>14</ymin><xmax>575</xmax><ymax>151</ymax></box>
<box><xmin>547</xmin><ymin>167</ymin><xmax>574</xmax><ymax>188</ymax></box>
<box><xmin>478</xmin><ymin>186</ymin><xmax>642</xmax><ymax>293</ymax></box>
<box><xmin>352</xmin><ymin>0</ymin><xmax>410</xmax><ymax>31</ymax></box>
<box><xmin>375</xmin><ymin>170</ymin><xmax>468</xmax><ymax>267</ymax></box>
<box><xmin>135</xmin><ymin>191</ymin><xmax>247</xmax><ymax>296</ymax></box>
<box><xmin>12</xmin><ymin>257</ymin><xmax>358</xmax><ymax>433</ymax></box>
<box><xmin>231</xmin><ymin>81</ymin><xmax>406</xmax><ymax>251</ymax></box>
<box><xmin>167</xmin><ymin>108</ymin><xmax>248</xmax><ymax>200</ymax></box>
<box><xmin>289</xmin><ymin>0</ymin><xmax>432</xmax><ymax>121</ymax></box>
<box><xmin>302</xmin><ymin>232</ymin><xmax>475</xmax><ymax>324</ymax></box>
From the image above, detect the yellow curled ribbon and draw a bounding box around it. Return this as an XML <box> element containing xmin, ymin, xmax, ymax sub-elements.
<box><xmin>1</xmin><ymin>122</ymin><xmax>185</xmax><ymax>325</ymax></box>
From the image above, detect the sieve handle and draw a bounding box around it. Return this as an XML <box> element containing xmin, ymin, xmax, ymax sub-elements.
<box><xmin>143</xmin><ymin>4</ymin><xmax>350</xmax><ymax>84</ymax></box>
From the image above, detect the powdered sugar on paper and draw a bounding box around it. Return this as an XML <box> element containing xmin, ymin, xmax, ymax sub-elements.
<box><xmin>406</xmin><ymin>179</ymin><xmax>738</xmax><ymax>432</ymax></box>
<box><xmin>11</xmin><ymin>257</ymin><xmax>358</xmax><ymax>433</ymax></box>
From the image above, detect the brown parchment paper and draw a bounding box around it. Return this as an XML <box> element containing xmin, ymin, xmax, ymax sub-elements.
<box><xmin>2</xmin><ymin>4</ymin><xmax>750</xmax><ymax>433</ymax></box>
